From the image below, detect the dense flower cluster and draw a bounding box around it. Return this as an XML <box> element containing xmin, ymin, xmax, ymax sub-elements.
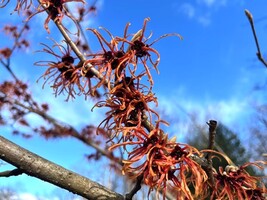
<box><xmin>93</xmin><ymin>77</ymin><xmax>158</xmax><ymax>137</ymax></box>
<box><xmin>37</xmin><ymin>18</ymin><xmax>174</xmax><ymax>99</ymax></box>
<box><xmin>36</xmin><ymin>40</ymin><xmax>82</xmax><ymax>100</ymax></box>
<box><xmin>82</xmin><ymin>18</ymin><xmax>170</xmax><ymax>91</ymax></box>
<box><xmin>34</xmin><ymin>16</ymin><xmax>267</xmax><ymax>199</ymax></box>
<box><xmin>212</xmin><ymin>163</ymin><xmax>267</xmax><ymax>200</ymax></box>
<box><xmin>1</xmin><ymin>0</ymin><xmax>85</xmax><ymax>33</ymax></box>
<box><xmin>29</xmin><ymin>0</ymin><xmax>85</xmax><ymax>33</ymax></box>
<box><xmin>109</xmin><ymin>122</ymin><xmax>208</xmax><ymax>199</ymax></box>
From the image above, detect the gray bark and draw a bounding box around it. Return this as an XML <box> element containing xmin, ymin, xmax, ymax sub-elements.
<box><xmin>0</xmin><ymin>136</ymin><xmax>124</xmax><ymax>200</ymax></box>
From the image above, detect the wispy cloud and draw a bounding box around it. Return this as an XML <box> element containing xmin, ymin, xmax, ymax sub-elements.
<box><xmin>179</xmin><ymin>3</ymin><xmax>196</xmax><ymax>19</ymax></box>
<box><xmin>197</xmin><ymin>0</ymin><xmax>227</xmax><ymax>7</ymax></box>
<box><xmin>156</xmin><ymin>88</ymin><xmax>254</xmax><ymax>141</ymax></box>
<box><xmin>197</xmin><ymin>14</ymin><xmax>211</xmax><ymax>26</ymax></box>
<box><xmin>31</xmin><ymin>83</ymin><xmax>105</xmax><ymax>128</ymax></box>
<box><xmin>175</xmin><ymin>0</ymin><xmax>228</xmax><ymax>26</ymax></box>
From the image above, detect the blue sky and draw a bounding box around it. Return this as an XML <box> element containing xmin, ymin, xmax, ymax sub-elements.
<box><xmin>1</xmin><ymin>0</ymin><xmax>267</xmax><ymax>199</ymax></box>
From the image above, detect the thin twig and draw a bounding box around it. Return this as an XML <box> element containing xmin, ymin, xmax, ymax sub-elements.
<box><xmin>125</xmin><ymin>174</ymin><xmax>143</xmax><ymax>200</ymax></box>
<box><xmin>245</xmin><ymin>9</ymin><xmax>267</xmax><ymax>68</ymax></box>
<box><xmin>0</xmin><ymin>21</ymin><xmax>29</xmax><ymax>81</ymax></box>
<box><xmin>65</xmin><ymin>5</ymin><xmax>93</xmax><ymax>53</ymax></box>
<box><xmin>0</xmin><ymin>168</ymin><xmax>24</xmax><ymax>177</ymax></box>
<box><xmin>10</xmin><ymin>98</ymin><xmax>121</xmax><ymax>165</ymax></box>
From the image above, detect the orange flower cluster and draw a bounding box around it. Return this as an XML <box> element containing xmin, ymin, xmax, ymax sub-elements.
<box><xmin>36</xmin><ymin>40</ymin><xmax>83</xmax><ymax>100</ymax></box>
<box><xmin>34</xmin><ymin>17</ymin><xmax>267</xmax><ymax>199</ymax></box>
<box><xmin>93</xmin><ymin>77</ymin><xmax>158</xmax><ymax>137</ymax></box>
<box><xmin>109</xmin><ymin>122</ymin><xmax>208</xmax><ymax>199</ymax></box>
<box><xmin>82</xmin><ymin>18</ymin><xmax>169</xmax><ymax>91</ymax></box>
<box><xmin>37</xmin><ymin>18</ymin><xmax>171</xmax><ymax>99</ymax></box>
<box><xmin>1</xmin><ymin>0</ymin><xmax>84</xmax><ymax>33</ymax></box>
<box><xmin>79</xmin><ymin>18</ymin><xmax>210</xmax><ymax>199</ymax></box>
<box><xmin>84</xmin><ymin>19</ymin><xmax>267</xmax><ymax>199</ymax></box>
<box><xmin>29</xmin><ymin>0</ymin><xmax>85</xmax><ymax>33</ymax></box>
<box><xmin>212</xmin><ymin>163</ymin><xmax>267</xmax><ymax>200</ymax></box>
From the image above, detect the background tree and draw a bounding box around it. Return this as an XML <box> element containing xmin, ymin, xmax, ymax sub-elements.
<box><xmin>187</xmin><ymin>121</ymin><xmax>259</xmax><ymax>175</ymax></box>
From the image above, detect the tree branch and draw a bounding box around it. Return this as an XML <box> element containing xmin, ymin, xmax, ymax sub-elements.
<box><xmin>0</xmin><ymin>135</ymin><xmax>124</xmax><ymax>200</ymax></box>
<box><xmin>9</xmin><ymin>98</ymin><xmax>121</xmax><ymax>165</ymax></box>
<box><xmin>205</xmin><ymin>120</ymin><xmax>217</xmax><ymax>187</ymax></box>
<box><xmin>125</xmin><ymin>174</ymin><xmax>143</xmax><ymax>200</ymax></box>
<box><xmin>245</xmin><ymin>9</ymin><xmax>267</xmax><ymax>68</ymax></box>
<box><xmin>7</xmin><ymin>97</ymin><xmax>176</xmax><ymax>199</ymax></box>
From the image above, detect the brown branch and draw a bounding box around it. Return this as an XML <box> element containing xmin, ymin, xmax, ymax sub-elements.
<box><xmin>0</xmin><ymin>135</ymin><xmax>124</xmax><ymax>200</ymax></box>
<box><xmin>10</xmin><ymin>98</ymin><xmax>121</xmax><ymax>165</ymax></box>
<box><xmin>205</xmin><ymin>120</ymin><xmax>217</xmax><ymax>187</ymax></box>
<box><xmin>125</xmin><ymin>174</ymin><xmax>143</xmax><ymax>200</ymax></box>
<box><xmin>64</xmin><ymin>5</ymin><xmax>93</xmax><ymax>53</ymax></box>
<box><xmin>206</xmin><ymin>120</ymin><xmax>217</xmax><ymax>154</ymax></box>
<box><xmin>245</xmin><ymin>9</ymin><xmax>267</xmax><ymax>68</ymax></box>
<box><xmin>0</xmin><ymin>168</ymin><xmax>24</xmax><ymax>177</ymax></box>
<box><xmin>10</xmin><ymin>22</ymin><xmax>29</xmax><ymax>53</ymax></box>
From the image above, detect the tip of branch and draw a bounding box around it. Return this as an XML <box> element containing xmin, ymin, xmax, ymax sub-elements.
<box><xmin>245</xmin><ymin>9</ymin><xmax>253</xmax><ymax>23</ymax></box>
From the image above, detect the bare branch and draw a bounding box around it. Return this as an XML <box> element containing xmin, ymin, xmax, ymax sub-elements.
<box><xmin>205</xmin><ymin>120</ymin><xmax>217</xmax><ymax>187</ymax></box>
<box><xmin>125</xmin><ymin>174</ymin><xmax>143</xmax><ymax>200</ymax></box>
<box><xmin>0</xmin><ymin>135</ymin><xmax>124</xmax><ymax>200</ymax></box>
<box><xmin>9</xmin><ymin>98</ymin><xmax>121</xmax><ymax>165</ymax></box>
<box><xmin>245</xmin><ymin>9</ymin><xmax>267</xmax><ymax>68</ymax></box>
<box><xmin>206</xmin><ymin>120</ymin><xmax>217</xmax><ymax>153</ymax></box>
